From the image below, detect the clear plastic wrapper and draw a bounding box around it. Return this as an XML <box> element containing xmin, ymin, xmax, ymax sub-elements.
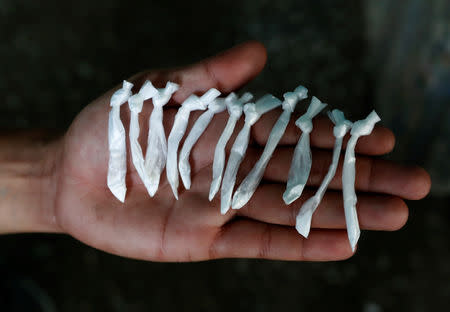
<box><xmin>107</xmin><ymin>80</ymin><xmax>134</xmax><ymax>202</ymax></box>
<box><xmin>144</xmin><ymin>82</ymin><xmax>179</xmax><ymax>196</ymax></box>
<box><xmin>343</xmin><ymin>110</ymin><xmax>380</xmax><ymax>251</ymax></box>
<box><xmin>178</xmin><ymin>96</ymin><xmax>227</xmax><ymax>190</ymax></box>
<box><xmin>231</xmin><ymin>86</ymin><xmax>308</xmax><ymax>209</ymax></box>
<box><xmin>208</xmin><ymin>92</ymin><xmax>253</xmax><ymax>201</ymax></box>
<box><xmin>295</xmin><ymin>109</ymin><xmax>352</xmax><ymax>238</ymax></box>
<box><xmin>220</xmin><ymin>94</ymin><xmax>282</xmax><ymax>215</ymax></box>
<box><xmin>166</xmin><ymin>88</ymin><xmax>221</xmax><ymax>199</ymax></box>
<box><xmin>283</xmin><ymin>96</ymin><xmax>327</xmax><ymax>205</ymax></box>
<box><xmin>128</xmin><ymin>81</ymin><xmax>158</xmax><ymax>196</ymax></box>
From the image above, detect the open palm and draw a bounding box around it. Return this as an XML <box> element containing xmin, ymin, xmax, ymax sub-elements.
<box><xmin>53</xmin><ymin>41</ymin><xmax>431</xmax><ymax>262</ymax></box>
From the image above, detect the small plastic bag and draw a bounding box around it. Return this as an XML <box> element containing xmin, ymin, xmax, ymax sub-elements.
<box><xmin>166</xmin><ymin>88</ymin><xmax>221</xmax><ymax>199</ymax></box>
<box><xmin>178</xmin><ymin>96</ymin><xmax>228</xmax><ymax>190</ymax></box>
<box><xmin>144</xmin><ymin>82</ymin><xmax>179</xmax><ymax>196</ymax></box>
<box><xmin>231</xmin><ymin>86</ymin><xmax>308</xmax><ymax>209</ymax></box>
<box><xmin>128</xmin><ymin>81</ymin><xmax>158</xmax><ymax>196</ymax></box>
<box><xmin>343</xmin><ymin>110</ymin><xmax>380</xmax><ymax>251</ymax></box>
<box><xmin>107</xmin><ymin>80</ymin><xmax>134</xmax><ymax>202</ymax></box>
<box><xmin>295</xmin><ymin>109</ymin><xmax>352</xmax><ymax>238</ymax></box>
<box><xmin>283</xmin><ymin>96</ymin><xmax>327</xmax><ymax>205</ymax></box>
<box><xmin>209</xmin><ymin>92</ymin><xmax>253</xmax><ymax>201</ymax></box>
<box><xmin>220</xmin><ymin>94</ymin><xmax>282</xmax><ymax>215</ymax></box>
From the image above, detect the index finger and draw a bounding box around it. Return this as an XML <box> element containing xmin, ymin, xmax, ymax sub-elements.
<box><xmin>252</xmin><ymin>112</ymin><xmax>396</xmax><ymax>156</ymax></box>
<box><xmin>128</xmin><ymin>41</ymin><xmax>268</xmax><ymax>104</ymax></box>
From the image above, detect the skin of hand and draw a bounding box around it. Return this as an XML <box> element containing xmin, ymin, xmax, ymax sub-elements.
<box><xmin>0</xmin><ymin>41</ymin><xmax>431</xmax><ymax>262</ymax></box>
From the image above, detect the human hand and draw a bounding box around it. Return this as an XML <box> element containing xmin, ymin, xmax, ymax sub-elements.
<box><xmin>48</xmin><ymin>41</ymin><xmax>431</xmax><ymax>261</ymax></box>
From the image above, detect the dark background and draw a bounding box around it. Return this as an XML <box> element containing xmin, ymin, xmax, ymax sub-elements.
<box><xmin>1</xmin><ymin>0</ymin><xmax>449</xmax><ymax>311</ymax></box>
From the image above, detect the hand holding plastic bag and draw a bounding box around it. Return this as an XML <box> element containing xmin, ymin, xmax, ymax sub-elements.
<box><xmin>144</xmin><ymin>82</ymin><xmax>179</xmax><ymax>196</ymax></box>
<box><xmin>343</xmin><ymin>110</ymin><xmax>381</xmax><ymax>251</ymax></box>
<box><xmin>295</xmin><ymin>109</ymin><xmax>352</xmax><ymax>238</ymax></box>
<box><xmin>107</xmin><ymin>80</ymin><xmax>134</xmax><ymax>202</ymax></box>
<box><xmin>128</xmin><ymin>81</ymin><xmax>158</xmax><ymax>196</ymax></box>
<box><xmin>220</xmin><ymin>94</ymin><xmax>282</xmax><ymax>215</ymax></box>
<box><xmin>178</xmin><ymin>96</ymin><xmax>227</xmax><ymax>190</ymax></box>
<box><xmin>208</xmin><ymin>92</ymin><xmax>253</xmax><ymax>201</ymax></box>
<box><xmin>231</xmin><ymin>86</ymin><xmax>308</xmax><ymax>209</ymax></box>
<box><xmin>283</xmin><ymin>96</ymin><xmax>327</xmax><ymax>205</ymax></box>
<box><xmin>166</xmin><ymin>88</ymin><xmax>221</xmax><ymax>199</ymax></box>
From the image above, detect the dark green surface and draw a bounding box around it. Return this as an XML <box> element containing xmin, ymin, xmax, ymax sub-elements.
<box><xmin>0</xmin><ymin>0</ymin><xmax>449</xmax><ymax>311</ymax></box>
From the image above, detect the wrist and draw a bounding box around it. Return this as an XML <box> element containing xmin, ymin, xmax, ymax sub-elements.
<box><xmin>0</xmin><ymin>130</ymin><xmax>63</xmax><ymax>234</ymax></box>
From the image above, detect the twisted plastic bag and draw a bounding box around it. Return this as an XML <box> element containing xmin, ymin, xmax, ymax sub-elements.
<box><xmin>231</xmin><ymin>86</ymin><xmax>308</xmax><ymax>209</ymax></box>
<box><xmin>144</xmin><ymin>82</ymin><xmax>179</xmax><ymax>196</ymax></box>
<box><xmin>343</xmin><ymin>110</ymin><xmax>380</xmax><ymax>251</ymax></box>
<box><xmin>220</xmin><ymin>94</ymin><xmax>282</xmax><ymax>215</ymax></box>
<box><xmin>283</xmin><ymin>96</ymin><xmax>327</xmax><ymax>205</ymax></box>
<box><xmin>208</xmin><ymin>92</ymin><xmax>253</xmax><ymax>201</ymax></box>
<box><xmin>178</xmin><ymin>96</ymin><xmax>227</xmax><ymax>190</ymax></box>
<box><xmin>107</xmin><ymin>80</ymin><xmax>134</xmax><ymax>202</ymax></box>
<box><xmin>166</xmin><ymin>88</ymin><xmax>221</xmax><ymax>199</ymax></box>
<box><xmin>295</xmin><ymin>109</ymin><xmax>352</xmax><ymax>238</ymax></box>
<box><xmin>128</xmin><ymin>81</ymin><xmax>158</xmax><ymax>196</ymax></box>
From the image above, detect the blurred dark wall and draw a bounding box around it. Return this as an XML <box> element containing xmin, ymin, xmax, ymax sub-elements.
<box><xmin>367</xmin><ymin>0</ymin><xmax>450</xmax><ymax>195</ymax></box>
<box><xmin>0</xmin><ymin>0</ymin><xmax>367</xmax><ymax>129</ymax></box>
<box><xmin>0</xmin><ymin>0</ymin><xmax>449</xmax><ymax>311</ymax></box>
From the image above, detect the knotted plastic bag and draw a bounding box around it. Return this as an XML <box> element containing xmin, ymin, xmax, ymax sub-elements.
<box><xmin>283</xmin><ymin>96</ymin><xmax>327</xmax><ymax>205</ymax></box>
<box><xmin>107</xmin><ymin>80</ymin><xmax>134</xmax><ymax>202</ymax></box>
<box><xmin>295</xmin><ymin>109</ymin><xmax>352</xmax><ymax>238</ymax></box>
<box><xmin>128</xmin><ymin>81</ymin><xmax>158</xmax><ymax>196</ymax></box>
<box><xmin>220</xmin><ymin>94</ymin><xmax>282</xmax><ymax>215</ymax></box>
<box><xmin>144</xmin><ymin>82</ymin><xmax>179</xmax><ymax>196</ymax></box>
<box><xmin>208</xmin><ymin>92</ymin><xmax>253</xmax><ymax>201</ymax></box>
<box><xmin>178</xmin><ymin>96</ymin><xmax>227</xmax><ymax>190</ymax></box>
<box><xmin>343</xmin><ymin>110</ymin><xmax>380</xmax><ymax>251</ymax></box>
<box><xmin>231</xmin><ymin>86</ymin><xmax>308</xmax><ymax>210</ymax></box>
<box><xmin>166</xmin><ymin>88</ymin><xmax>221</xmax><ymax>199</ymax></box>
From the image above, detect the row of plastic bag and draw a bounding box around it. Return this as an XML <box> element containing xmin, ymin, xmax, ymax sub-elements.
<box><xmin>107</xmin><ymin>80</ymin><xmax>380</xmax><ymax>251</ymax></box>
